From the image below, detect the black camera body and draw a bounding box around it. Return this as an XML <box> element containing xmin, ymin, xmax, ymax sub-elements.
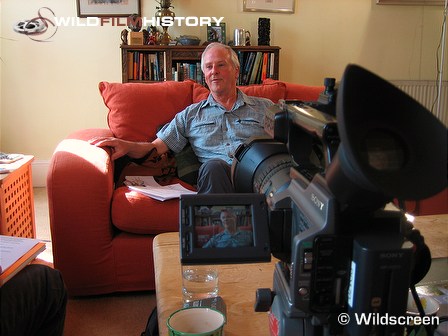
<box><xmin>179</xmin><ymin>64</ymin><xmax>446</xmax><ymax>335</ymax></box>
<box><xmin>231</xmin><ymin>64</ymin><xmax>446</xmax><ymax>335</ymax></box>
<box><xmin>232</xmin><ymin>113</ymin><xmax>413</xmax><ymax>335</ymax></box>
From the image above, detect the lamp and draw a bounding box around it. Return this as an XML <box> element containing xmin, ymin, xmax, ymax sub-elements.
<box><xmin>155</xmin><ymin>0</ymin><xmax>175</xmax><ymax>45</ymax></box>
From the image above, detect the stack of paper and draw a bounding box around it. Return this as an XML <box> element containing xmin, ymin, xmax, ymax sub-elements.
<box><xmin>125</xmin><ymin>176</ymin><xmax>197</xmax><ymax>201</ymax></box>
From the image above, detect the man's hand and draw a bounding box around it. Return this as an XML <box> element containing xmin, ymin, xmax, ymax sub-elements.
<box><xmin>89</xmin><ymin>137</ymin><xmax>154</xmax><ymax>161</ymax></box>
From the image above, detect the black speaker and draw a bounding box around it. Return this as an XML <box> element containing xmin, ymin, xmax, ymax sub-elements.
<box><xmin>258</xmin><ymin>18</ymin><xmax>270</xmax><ymax>46</ymax></box>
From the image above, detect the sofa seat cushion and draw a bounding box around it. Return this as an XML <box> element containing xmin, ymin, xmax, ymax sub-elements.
<box><xmin>99</xmin><ymin>81</ymin><xmax>194</xmax><ymax>142</ymax></box>
<box><xmin>111</xmin><ymin>182</ymin><xmax>191</xmax><ymax>234</ymax></box>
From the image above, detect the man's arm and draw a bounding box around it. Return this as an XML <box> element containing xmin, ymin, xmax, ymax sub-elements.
<box><xmin>89</xmin><ymin>137</ymin><xmax>169</xmax><ymax>161</ymax></box>
<box><xmin>152</xmin><ymin>138</ymin><xmax>169</xmax><ymax>156</ymax></box>
<box><xmin>202</xmin><ymin>236</ymin><xmax>216</xmax><ymax>248</ymax></box>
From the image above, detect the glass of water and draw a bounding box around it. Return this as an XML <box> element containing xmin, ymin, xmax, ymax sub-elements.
<box><xmin>181</xmin><ymin>265</ymin><xmax>219</xmax><ymax>303</ymax></box>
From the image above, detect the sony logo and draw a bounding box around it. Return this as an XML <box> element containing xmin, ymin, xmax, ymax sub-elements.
<box><xmin>310</xmin><ymin>193</ymin><xmax>324</xmax><ymax>211</ymax></box>
<box><xmin>380</xmin><ymin>252</ymin><xmax>404</xmax><ymax>259</ymax></box>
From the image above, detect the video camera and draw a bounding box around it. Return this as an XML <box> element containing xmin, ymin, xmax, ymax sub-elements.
<box><xmin>180</xmin><ymin>64</ymin><xmax>447</xmax><ymax>335</ymax></box>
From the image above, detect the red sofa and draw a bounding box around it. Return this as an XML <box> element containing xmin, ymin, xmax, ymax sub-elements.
<box><xmin>47</xmin><ymin>79</ymin><xmax>324</xmax><ymax>296</ymax></box>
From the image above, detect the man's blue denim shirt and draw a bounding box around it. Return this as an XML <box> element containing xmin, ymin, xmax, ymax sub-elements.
<box><xmin>157</xmin><ymin>89</ymin><xmax>274</xmax><ymax>165</ymax></box>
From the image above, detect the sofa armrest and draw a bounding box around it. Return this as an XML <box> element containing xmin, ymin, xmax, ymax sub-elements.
<box><xmin>47</xmin><ymin>128</ymin><xmax>117</xmax><ymax>292</ymax></box>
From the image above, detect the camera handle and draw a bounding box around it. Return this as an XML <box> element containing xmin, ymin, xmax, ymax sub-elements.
<box><xmin>402</xmin><ymin>220</ymin><xmax>432</xmax><ymax>285</ymax></box>
<box><xmin>403</xmin><ymin>221</ymin><xmax>434</xmax><ymax>335</ymax></box>
<box><xmin>254</xmin><ymin>288</ymin><xmax>274</xmax><ymax>312</ymax></box>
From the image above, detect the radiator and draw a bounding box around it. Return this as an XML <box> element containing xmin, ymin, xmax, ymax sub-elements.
<box><xmin>389</xmin><ymin>80</ymin><xmax>448</xmax><ymax>127</ymax></box>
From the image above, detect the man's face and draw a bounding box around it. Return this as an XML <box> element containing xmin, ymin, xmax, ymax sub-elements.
<box><xmin>203</xmin><ymin>47</ymin><xmax>239</xmax><ymax>96</ymax></box>
<box><xmin>220</xmin><ymin>210</ymin><xmax>236</xmax><ymax>231</ymax></box>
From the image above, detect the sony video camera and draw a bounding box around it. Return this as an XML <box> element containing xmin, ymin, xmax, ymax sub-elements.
<box><xmin>229</xmin><ymin>64</ymin><xmax>446</xmax><ymax>335</ymax></box>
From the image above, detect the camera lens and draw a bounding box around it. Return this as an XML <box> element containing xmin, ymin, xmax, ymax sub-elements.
<box><xmin>232</xmin><ymin>138</ymin><xmax>293</xmax><ymax>195</ymax></box>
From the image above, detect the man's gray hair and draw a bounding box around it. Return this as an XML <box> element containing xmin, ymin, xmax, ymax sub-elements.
<box><xmin>201</xmin><ymin>42</ymin><xmax>240</xmax><ymax>72</ymax></box>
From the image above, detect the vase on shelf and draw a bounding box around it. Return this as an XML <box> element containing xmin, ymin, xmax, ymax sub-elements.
<box><xmin>155</xmin><ymin>0</ymin><xmax>175</xmax><ymax>45</ymax></box>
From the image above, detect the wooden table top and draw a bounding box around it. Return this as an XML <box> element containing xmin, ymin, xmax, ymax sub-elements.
<box><xmin>153</xmin><ymin>214</ymin><xmax>447</xmax><ymax>335</ymax></box>
<box><xmin>411</xmin><ymin>214</ymin><xmax>447</xmax><ymax>259</ymax></box>
<box><xmin>154</xmin><ymin>233</ymin><xmax>277</xmax><ymax>336</ymax></box>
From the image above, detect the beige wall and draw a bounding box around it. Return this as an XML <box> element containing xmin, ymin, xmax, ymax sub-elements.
<box><xmin>1</xmin><ymin>0</ymin><xmax>446</xmax><ymax>161</ymax></box>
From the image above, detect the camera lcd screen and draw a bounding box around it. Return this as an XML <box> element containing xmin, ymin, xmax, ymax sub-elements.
<box><xmin>180</xmin><ymin>194</ymin><xmax>271</xmax><ymax>264</ymax></box>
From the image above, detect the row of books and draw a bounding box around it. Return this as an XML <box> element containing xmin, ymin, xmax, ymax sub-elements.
<box><xmin>127</xmin><ymin>51</ymin><xmax>167</xmax><ymax>81</ymax></box>
<box><xmin>126</xmin><ymin>50</ymin><xmax>276</xmax><ymax>85</ymax></box>
<box><xmin>172</xmin><ymin>62</ymin><xmax>204</xmax><ymax>84</ymax></box>
<box><xmin>237</xmin><ymin>51</ymin><xmax>276</xmax><ymax>86</ymax></box>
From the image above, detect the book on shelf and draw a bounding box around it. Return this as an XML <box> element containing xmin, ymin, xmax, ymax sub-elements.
<box><xmin>269</xmin><ymin>53</ymin><xmax>275</xmax><ymax>78</ymax></box>
<box><xmin>241</xmin><ymin>52</ymin><xmax>256</xmax><ymax>85</ymax></box>
<box><xmin>127</xmin><ymin>51</ymin><xmax>166</xmax><ymax>81</ymax></box>
<box><xmin>162</xmin><ymin>52</ymin><xmax>167</xmax><ymax>81</ymax></box>
<box><xmin>261</xmin><ymin>53</ymin><xmax>269</xmax><ymax>81</ymax></box>
<box><xmin>196</xmin><ymin>62</ymin><xmax>203</xmax><ymax>84</ymax></box>
<box><xmin>139</xmin><ymin>53</ymin><xmax>144</xmax><ymax>80</ymax></box>
<box><xmin>0</xmin><ymin>235</ymin><xmax>46</xmax><ymax>286</ymax></box>
<box><xmin>124</xmin><ymin>176</ymin><xmax>197</xmax><ymax>201</ymax></box>
<box><xmin>248</xmin><ymin>52</ymin><xmax>263</xmax><ymax>85</ymax></box>
<box><xmin>238</xmin><ymin>51</ymin><xmax>274</xmax><ymax>85</ymax></box>
<box><xmin>154</xmin><ymin>53</ymin><xmax>160</xmax><ymax>81</ymax></box>
<box><xmin>171</xmin><ymin>62</ymin><xmax>203</xmax><ymax>84</ymax></box>
<box><xmin>127</xmin><ymin>52</ymin><xmax>134</xmax><ymax>80</ymax></box>
<box><xmin>237</xmin><ymin>51</ymin><xmax>245</xmax><ymax>85</ymax></box>
<box><xmin>133</xmin><ymin>52</ymin><xmax>138</xmax><ymax>79</ymax></box>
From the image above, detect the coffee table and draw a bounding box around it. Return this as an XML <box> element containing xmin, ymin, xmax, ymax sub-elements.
<box><xmin>153</xmin><ymin>232</ymin><xmax>277</xmax><ymax>336</ymax></box>
<box><xmin>0</xmin><ymin>155</ymin><xmax>35</xmax><ymax>238</ymax></box>
<box><xmin>153</xmin><ymin>214</ymin><xmax>447</xmax><ymax>335</ymax></box>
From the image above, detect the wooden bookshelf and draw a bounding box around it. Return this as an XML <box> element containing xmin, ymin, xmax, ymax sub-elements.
<box><xmin>120</xmin><ymin>45</ymin><xmax>280</xmax><ymax>85</ymax></box>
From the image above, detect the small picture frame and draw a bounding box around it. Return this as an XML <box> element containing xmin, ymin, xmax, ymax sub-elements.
<box><xmin>77</xmin><ymin>0</ymin><xmax>141</xmax><ymax>18</ymax></box>
<box><xmin>207</xmin><ymin>23</ymin><xmax>226</xmax><ymax>44</ymax></box>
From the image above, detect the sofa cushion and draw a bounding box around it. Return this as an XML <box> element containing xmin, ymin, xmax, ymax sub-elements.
<box><xmin>238</xmin><ymin>80</ymin><xmax>286</xmax><ymax>103</ymax></box>
<box><xmin>191</xmin><ymin>81</ymin><xmax>209</xmax><ymax>103</ymax></box>
<box><xmin>263</xmin><ymin>78</ymin><xmax>323</xmax><ymax>101</ymax></box>
<box><xmin>191</xmin><ymin>80</ymin><xmax>287</xmax><ymax>104</ymax></box>
<box><xmin>99</xmin><ymin>81</ymin><xmax>194</xmax><ymax>141</ymax></box>
<box><xmin>111</xmin><ymin>181</ymin><xmax>193</xmax><ymax>234</ymax></box>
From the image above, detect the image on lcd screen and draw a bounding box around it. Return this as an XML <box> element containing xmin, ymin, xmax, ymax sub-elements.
<box><xmin>193</xmin><ymin>205</ymin><xmax>254</xmax><ymax>248</ymax></box>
